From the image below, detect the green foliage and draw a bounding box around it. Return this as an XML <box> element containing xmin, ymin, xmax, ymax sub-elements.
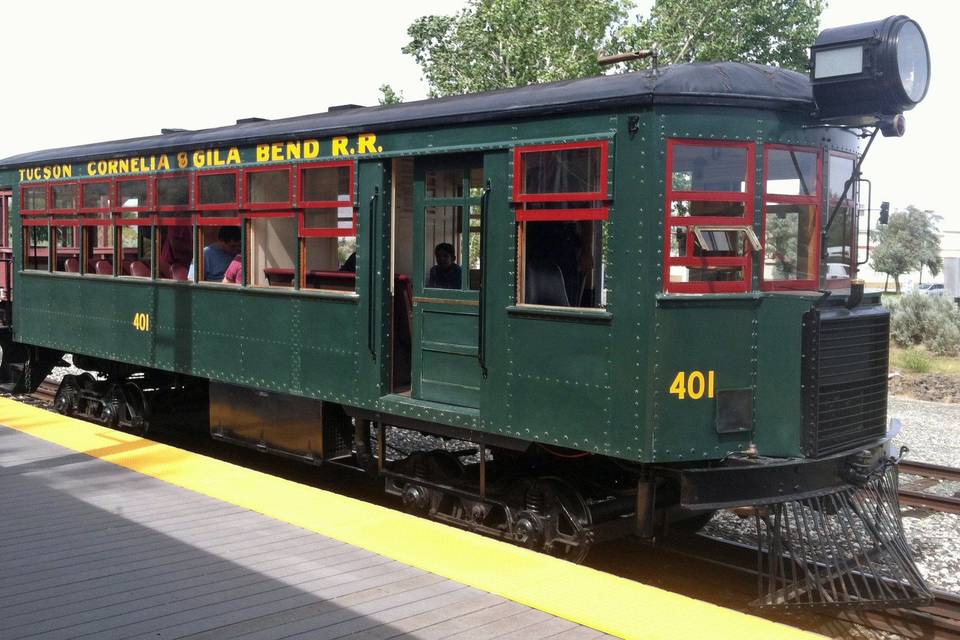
<box><xmin>620</xmin><ymin>0</ymin><xmax>825</xmax><ymax>72</ymax></box>
<box><xmin>897</xmin><ymin>348</ymin><xmax>933</xmax><ymax>374</ymax></box>
<box><xmin>400</xmin><ymin>0</ymin><xmax>825</xmax><ymax>98</ymax></box>
<box><xmin>871</xmin><ymin>206</ymin><xmax>942</xmax><ymax>292</ymax></box>
<box><xmin>402</xmin><ymin>0</ymin><xmax>632</xmax><ymax>96</ymax></box>
<box><xmin>378</xmin><ymin>84</ymin><xmax>404</xmax><ymax>105</ymax></box>
<box><xmin>887</xmin><ymin>292</ymin><xmax>960</xmax><ymax>356</ymax></box>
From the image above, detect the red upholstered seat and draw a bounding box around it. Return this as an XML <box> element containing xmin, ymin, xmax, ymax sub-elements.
<box><xmin>94</xmin><ymin>260</ymin><xmax>113</xmax><ymax>275</ymax></box>
<box><xmin>171</xmin><ymin>263</ymin><xmax>189</xmax><ymax>281</ymax></box>
<box><xmin>64</xmin><ymin>258</ymin><xmax>80</xmax><ymax>273</ymax></box>
<box><xmin>129</xmin><ymin>261</ymin><xmax>150</xmax><ymax>278</ymax></box>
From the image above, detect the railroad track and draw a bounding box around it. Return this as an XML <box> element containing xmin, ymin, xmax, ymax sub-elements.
<box><xmin>899</xmin><ymin>460</ymin><xmax>960</xmax><ymax>515</ymax></box>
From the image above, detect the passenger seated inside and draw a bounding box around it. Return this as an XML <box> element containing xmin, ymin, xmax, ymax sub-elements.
<box><xmin>160</xmin><ymin>226</ymin><xmax>193</xmax><ymax>278</ymax></box>
<box><xmin>427</xmin><ymin>242</ymin><xmax>462</xmax><ymax>289</ymax></box>
<box><xmin>188</xmin><ymin>226</ymin><xmax>241</xmax><ymax>282</ymax></box>
<box><xmin>222</xmin><ymin>254</ymin><xmax>242</xmax><ymax>284</ymax></box>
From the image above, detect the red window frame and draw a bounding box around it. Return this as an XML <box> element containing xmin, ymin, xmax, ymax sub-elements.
<box><xmin>194</xmin><ymin>169</ymin><xmax>240</xmax><ymax>211</ymax></box>
<box><xmin>197</xmin><ymin>212</ymin><xmax>241</xmax><ymax>226</ymax></box>
<box><xmin>20</xmin><ymin>185</ymin><xmax>48</xmax><ymax>215</ymax></box>
<box><xmin>297</xmin><ymin>160</ymin><xmax>355</xmax><ymax>209</ymax></box>
<box><xmin>154</xmin><ymin>173</ymin><xmax>193</xmax><ymax>212</ymax></box>
<box><xmin>116</xmin><ymin>176</ymin><xmax>153</xmax><ymax>212</ymax></box>
<box><xmin>242</xmin><ymin>164</ymin><xmax>294</xmax><ymax>210</ymax></box>
<box><xmin>760</xmin><ymin>144</ymin><xmax>822</xmax><ymax>291</ymax></box>
<box><xmin>79</xmin><ymin>179</ymin><xmax>115</xmax><ymax>213</ymax></box>
<box><xmin>513</xmin><ymin>140</ymin><xmax>609</xmax><ymax>221</ymax></box>
<box><xmin>48</xmin><ymin>181</ymin><xmax>79</xmax><ymax>214</ymax></box>
<box><xmin>298</xmin><ymin>209</ymin><xmax>357</xmax><ymax>238</ymax></box>
<box><xmin>117</xmin><ymin>211</ymin><xmax>157</xmax><ymax>226</ymax></box>
<box><xmin>663</xmin><ymin>138</ymin><xmax>756</xmax><ymax>294</ymax></box>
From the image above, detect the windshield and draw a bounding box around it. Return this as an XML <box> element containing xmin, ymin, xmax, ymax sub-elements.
<box><xmin>823</xmin><ymin>153</ymin><xmax>856</xmax><ymax>290</ymax></box>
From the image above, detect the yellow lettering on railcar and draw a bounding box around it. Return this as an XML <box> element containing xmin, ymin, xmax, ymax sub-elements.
<box><xmin>668</xmin><ymin>370</ymin><xmax>716</xmax><ymax>400</ymax></box>
<box><xmin>132</xmin><ymin>312</ymin><xmax>151</xmax><ymax>332</ymax></box>
<box><xmin>331</xmin><ymin>136</ymin><xmax>349</xmax><ymax>156</ymax></box>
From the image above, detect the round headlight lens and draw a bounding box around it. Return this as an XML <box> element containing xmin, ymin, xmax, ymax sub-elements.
<box><xmin>896</xmin><ymin>20</ymin><xmax>930</xmax><ymax>103</ymax></box>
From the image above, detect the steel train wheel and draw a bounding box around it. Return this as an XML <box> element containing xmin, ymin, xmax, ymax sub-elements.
<box><xmin>53</xmin><ymin>375</ymin><xmax>80</xmax><ymax>416</ymax></box>
<box><xmin>524</xmin><ymin>477</ymin><xmax>593</xmax><ymax>563</ymax></box>
<box><xmin>101</xmin><ymin>384</ymin><xmax>123</xmax><ymax>429</ymax></box>
<box><xmin>122</xmin><ymin>382</ymin><xmax>149</xmax><ymax>436</ymax></box>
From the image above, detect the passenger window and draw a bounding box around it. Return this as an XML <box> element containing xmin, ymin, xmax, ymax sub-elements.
<box><xmin>84</xmin><ymin>223</ymin><xmax>114</xmax><ymax>276</ymax></box>
<box><xmin>196</xmin><ymin>171</ymin><xmax>238</xmax><ymax>209</ymax></box>
<box><xmin>21</xmin><ymin>186</ymin><xmax>47</xmax><ymax>213</ymax></box>
<box><xmin>296</xmin><ymin>161</ymin><xmax>356</xmax><ymax>292</ymax></box>
<box><xmin>81</xmin><ymin>181</ymin><xmax>113</xmax><ymax>211</ymax></box>
<box><xmin>53</xmin><ymin>226</ymin><xmax>79</xmax><ymax>273</ymax></box>
<box><xmin>245</xmin><ymin>167</ymin><xmax>291</xmax><ymax>208</ymax></box>
<box><xmin>514</xmin><ymin>141</ymin><xmax>609</xmax><ymax>308</ymax></box>
<box><xmin>50</xmin><ymin>184</ymin><xmax>78</xmax><ymax>212</ymax></box>
<box><xmin>156</xmin><ymin>175</ymin><xmax>191</xmax><ymax>210</ymax></box>
<box><xmin>762</xmin><ymin>146</ymin><xmax>820</xmax><ymax>289</ymax></box>
<box><xmin>23</xmin><ymin>225</ymin><xmax>49</xmax><ymax>270</ymax></box>
<box><xmin>249</xmin><ymin>215</ymin><xmax>296</xmax><ymax>287</ymax></box>
<box><xmin>118</xmin><ymin>178</ymin><xmax>150</xmax><ymax>211</ymax></box>
<box><xmin>157</xmin><ymin>223</ymin><xmax>193</xmax><ymax>281</ymax></box>
<box><xmin>664</xmin><ymin>140</ymin><xmax>755</xmax><ymax>293</ymax></box>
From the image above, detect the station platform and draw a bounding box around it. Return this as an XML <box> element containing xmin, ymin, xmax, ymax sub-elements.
<box><xmin>0</xmin><ymin>398</ymin><xmax>821</xmax><ymax>640</ymax></box>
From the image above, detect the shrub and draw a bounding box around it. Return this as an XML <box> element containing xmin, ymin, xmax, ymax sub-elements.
<box><xmin>897</xmin><ymin>348</ymin><xmax>932</xmax><ymax>373</ymax></box>
<box><xmin>887</xmin><ymin>292</ymin><xmax>960</xmax><ymax>355</ymax></box>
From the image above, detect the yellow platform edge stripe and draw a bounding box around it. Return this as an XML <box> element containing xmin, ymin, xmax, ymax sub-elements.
<box><xmin>0</xmin><ymin>398</ymin><xmax>822</xmax><ymax>640</ymax></box>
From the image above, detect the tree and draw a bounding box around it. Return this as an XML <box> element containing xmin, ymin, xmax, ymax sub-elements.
<box><xmin>871</xmin><ymin>205</ymin><xmax>942</xmax><ymax>293</ymax></box>
<box><xmin>621</xmin><ymin>0</ymin><xmax>825</xmax><ymax>72</ymax></box>
<box><xmin>378</xmin><ymin>84</ymin><xmax>404</xmax><ymax>105</ymax></box>
<box><xmin>399</xmin><ymin>0</ymin><xmax>825</xmax><ymax>98</ymax></box>
<box><xmin>402</xmin><ymin>0</ymin><xmax>631</xmax><ymax>96</ymax></box>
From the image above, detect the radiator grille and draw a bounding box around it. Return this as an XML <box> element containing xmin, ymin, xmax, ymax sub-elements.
<box><xmin>803</xmin><ymin>306</ymin><xmax>889</xmax><ymax>457</ymax></box>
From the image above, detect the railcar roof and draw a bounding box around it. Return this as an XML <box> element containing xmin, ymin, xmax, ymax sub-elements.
<box><xmin>0</xmin><ymin>62</ymin><xmax>812</xmax><ymax>169</ymax></box>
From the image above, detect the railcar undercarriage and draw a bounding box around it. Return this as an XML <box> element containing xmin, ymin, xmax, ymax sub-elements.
<box><xmin>40</xmin><ymin>368</ymin><xmax>932</xmax><ymax>611</ymax></box>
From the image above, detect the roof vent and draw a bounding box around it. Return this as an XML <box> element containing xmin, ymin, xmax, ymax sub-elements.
<box><xmin>236</xmin><ymin>117</ymin><xmax>267</xmax><ymax>125</ymax></box>
<box><xmin>327</xmin><ymin>104</ymin><xmax>364</xmax><ymax>113</ymax></box>
<box><xmin>160</xmin><ymin>128</ymin><xmax>189</xmax><ymax>135</ymax></box>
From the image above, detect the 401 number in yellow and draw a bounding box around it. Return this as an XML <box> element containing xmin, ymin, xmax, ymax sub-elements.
<box><xmin>669</xmin><ymin>370</ymin><xmax>715</xmax><ymax>400</ymax></box>
<box><xmin>132</xmin><ymin>312</ymin><xmax>151</xmax><ymax>332</ymax></box>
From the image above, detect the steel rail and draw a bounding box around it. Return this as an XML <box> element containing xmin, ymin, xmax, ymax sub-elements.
<box><xmin>901</xmin><ymin>460</ymin><xmax>960</xmax><ymax>483</ymax></box>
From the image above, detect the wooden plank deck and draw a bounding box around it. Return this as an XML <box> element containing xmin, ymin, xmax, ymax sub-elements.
<box><xmin>0</xmin><ymin>425</ymin><xmax>611</xmax><ymax>639</ymax></box>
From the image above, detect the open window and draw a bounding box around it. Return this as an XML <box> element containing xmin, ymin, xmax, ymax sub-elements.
<box><xmin>664</xmin><ymin>139</ymin><xmax>755</xmax><ymax>293</ymax></box>
<box><xmin>52</xmin><ymin>217</ymin><xmax>80</xmax><ymax>273</ymax></box>
<box><xmin>22</xmin><ymin>220</ymin><xmax>49</xmax><ymax>271</ymax></box>
<box><xmin>514</xmin><ymin>141</ymin><xmax>609</xmax><ymax>308</ymax></box>
<box><xmin>81</xmin><ymin>212</ymin><xmax>115</xmax><ymax>276</ymax></box>
<box><xmin>762</xmin><ymin>145</ymin><xmax>821</xmax><ymax>290</ymax></box>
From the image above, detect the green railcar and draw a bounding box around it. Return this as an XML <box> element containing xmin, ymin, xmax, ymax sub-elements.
<box><xmin>0</xmin><ymin>16</ymin><xmax>935</xmax><ymax>610</ymax></box>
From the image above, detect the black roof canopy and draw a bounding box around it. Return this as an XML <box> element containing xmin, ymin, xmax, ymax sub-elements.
<box><xmin>0</xmin><ymin>62</ymin><xmax>813</xmax><ymax>169</ymax></box>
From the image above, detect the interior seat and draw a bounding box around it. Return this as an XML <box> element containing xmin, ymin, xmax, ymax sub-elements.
<box><xmin>525</xmin><ymin>261</ymin><xmax>569</xmax><ymax>306</ymax></box>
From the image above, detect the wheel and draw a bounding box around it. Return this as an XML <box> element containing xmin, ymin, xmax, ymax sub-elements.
<box><xmin>53</xmin><ymin>375</ymin><xmax>80</xmax><ymax>416</ymax></box>
<box><xmin>101</xmin><ymin>384</ymin><xmax>124</xmax><ymax>429</ymax></box>
<box><xmin>526</xmin><ymin>477</ymin><xmax>594</xmax><ymax>563</ymax></box>
<box><xmin>122</xmin><ymin>382</ymin><xmax>150</xmax><ymax>436</ymax></box>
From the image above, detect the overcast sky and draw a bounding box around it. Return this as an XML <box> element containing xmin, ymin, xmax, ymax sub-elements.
<box><xmin>1</xmin><ymin>1</ymin><xmax>953</xmax><ymax>226</ymax></box>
